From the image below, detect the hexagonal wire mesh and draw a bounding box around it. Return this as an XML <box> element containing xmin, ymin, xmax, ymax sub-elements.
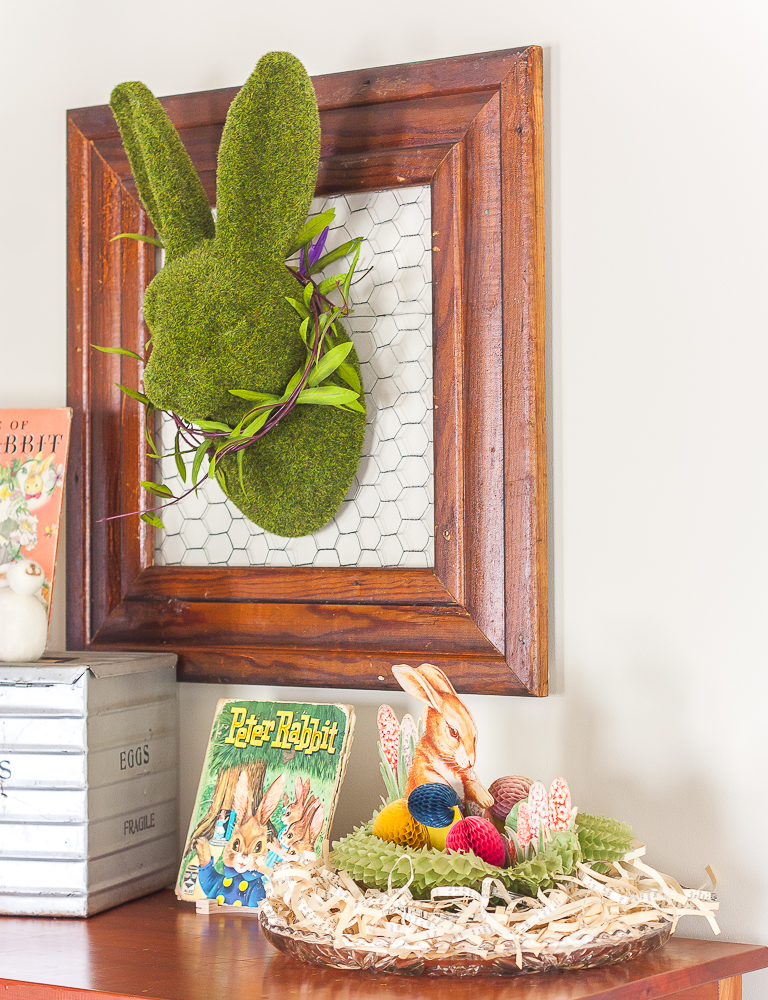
<box><xmin>155</xmin><ymin>185</ymin><xmax>433</xmax><ymax>568</ymax></box>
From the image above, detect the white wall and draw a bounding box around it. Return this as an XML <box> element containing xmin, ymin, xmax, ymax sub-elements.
<box><xmin>2</xmin><ymin>0</ymin><xmax>766</xmax><ymax>992</ymax></box>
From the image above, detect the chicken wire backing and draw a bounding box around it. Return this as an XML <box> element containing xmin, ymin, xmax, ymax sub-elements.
<box><xmin>154</xmin><ymin>185</ymin><xmax>434</xmax><ymax>569</ymax></box>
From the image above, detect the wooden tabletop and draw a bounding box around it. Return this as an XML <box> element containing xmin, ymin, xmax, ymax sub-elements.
<box><xmin>1</xmin><ymin>890</ymin><xmax>766</xmax><ymax>1000</ymax></box>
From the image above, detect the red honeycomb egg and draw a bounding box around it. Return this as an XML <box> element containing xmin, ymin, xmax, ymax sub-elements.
<box><xmin>445</xmin><ymin>817</ymin><xmax>506</xmax><ymax>868</ymax></box>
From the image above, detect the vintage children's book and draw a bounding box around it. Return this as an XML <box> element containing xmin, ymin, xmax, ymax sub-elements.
<box><xmin>0</xmin><ymin>409</ymin><xmax>72</xmax><ymax>624</ymax></box>
<box><xmin>177</xmin><ymin>699</ymin><xmax>355</xmax><ymax>908</ymax></box>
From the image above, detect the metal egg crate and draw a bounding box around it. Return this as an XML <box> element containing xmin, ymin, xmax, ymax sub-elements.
<box><xmin>0</xmin><ymin>651</ymin><xmax>178</xmax><ymax>916</ymax></box>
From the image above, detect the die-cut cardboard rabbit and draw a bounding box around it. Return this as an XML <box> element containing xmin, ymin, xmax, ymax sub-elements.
<box><xmin>110</xmin><ymin>52</ymin><xmax>365</xmax><ymax>537</ymax></box>
<box><xmin>392</xmin><ymin>663</ymin><xmax>494</xmax><ymax>809</ymax></box>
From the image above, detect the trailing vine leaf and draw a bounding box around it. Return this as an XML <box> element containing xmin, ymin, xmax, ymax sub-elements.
<box><xmin>116</xmin><ymin>383</ymin><xmax>151</xmax><ymax>405</ymax></box>
<box><xmin>92</xmin><ymin>344</ymin><xmax>144</xmax><ymax>361</ymax></box>
<box><xmin>191</xmin><ymin>439</ymin><xmax>210</xmax><ymax>487</ymax></box>
<box><xmin>140</xmin><ymin>480</ymin><xmax>174</xmax><ymax>499</ymax></box>
<box><xmin>285</xmin><ymin>296</ymin><xmax>310</xmax><ymax>320</ymax></box>
<box><xmin>228</xmin><ymin>389</ymin><xmax>281</xmax><ymax>403</ymax></box>
<box><xmin>109</xmin><ymin>232</ymin><xmax>165</xmax><ymax>248</ymax></box>
<box><xmin>144</xmin><ymin>405</ymin><xmax>160</xmax><ymax>459</ymax></box>
<box><xmin>297</xmin><ymin>385</ymin><xmax>361</xmax><ymax>407</ymax></box>
<box><xmin>312</xmin><ymin>236</ymin><xmax>363</xmax><ymax>274</ymax></box>
<box><xmin>281</xmin><ymin>367</ymin><xmax>306</xmax><ymax>402</ymax></box>
<box><xmin>317</xmin><ymin>273</ymin><xmax>346</xmax><ymax>296</ymax></box>
<box><xmin>192</xmin><ymin>418</ymin><xmax>232</xmax><ymax>433</ymax></box>
<box><xmin>308</xmin><ymin>342</ymin><xmax>353</xmax><ymax>387</ymax></box>
<box><xmin>337</xmin><ymin>362</ymin><xmax>362</xmax><ymax>395</ymax></box>
<box><xmin>340</xmin><ymin>243</ymin><xmax>361</xmax><ymax>302</ymax></box>
<box><xmin>242</xmin><ymin>410</ymin><xmax>272</xmax><ymax>437</ymax></box>
<box><xmin>140</xmin><ymin>511</ymin><xmax>164</xmax><ymax>528</ymax></box>
<box><xmin>174</xmin><ymin>432</ymin><xmax>186</xmax><ymax>482</ymax></box>
<box><xmin>297</xmin><ymin>317</ymin><xmax>310</xmax><ymax>346</ymax></box>
<box><xmin>286</xmin><ymin>208</ymin><xmax>335</xmax><ymax>257</ymax></box>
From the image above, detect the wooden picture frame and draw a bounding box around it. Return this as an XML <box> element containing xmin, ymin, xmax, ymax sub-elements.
<box><xmin>66</xmin><ymin>46</ymin><xmax>546</xmax><ymax>696</ymax></box>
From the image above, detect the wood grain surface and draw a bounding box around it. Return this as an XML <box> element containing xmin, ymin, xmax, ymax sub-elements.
<box><xmin>66</xmin><ymin>48</ymin><xmax>548</xmax><ymax>695</ymax></box>
<box><xmin>1</xmin><ymin>890</ymin><xmax>766</xmax><ymax>1000</ymax></box>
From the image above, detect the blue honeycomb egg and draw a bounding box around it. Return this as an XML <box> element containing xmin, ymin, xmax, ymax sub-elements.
<box><xmin>407</xmin><ymin>783</ymin><xmax>462</xmax><ymax>828</ymax></box>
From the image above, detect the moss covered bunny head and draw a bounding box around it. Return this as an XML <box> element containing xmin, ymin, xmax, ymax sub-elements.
<box><xmin>110</xmin><ymin>52</ymin><xmax>365</xmax><ymax>537</ymax></box>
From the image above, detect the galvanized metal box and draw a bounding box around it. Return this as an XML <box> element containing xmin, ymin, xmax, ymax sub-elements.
<box><xmin>0</xmin><ymin>651</ymin><xmax>178</xmax><ymax>916</ymax></box>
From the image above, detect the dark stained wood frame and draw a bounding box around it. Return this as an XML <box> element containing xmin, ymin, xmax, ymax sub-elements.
<box><xmin>66</xmin><ymin>47</ymin><xmax>547</xmax><ymax>696</ymax></box>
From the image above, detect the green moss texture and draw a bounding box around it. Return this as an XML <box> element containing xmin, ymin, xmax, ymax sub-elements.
<box><xmin>110</xmin><ymin>52</ymin><xmax>366</xmax><ymax>537</ymax></box>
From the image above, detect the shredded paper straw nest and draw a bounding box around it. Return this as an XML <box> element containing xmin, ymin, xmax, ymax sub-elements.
<box><xmin>257</xmin><ymin>847</ymin><xmax>719</xmax><ymax>976</ymax></box>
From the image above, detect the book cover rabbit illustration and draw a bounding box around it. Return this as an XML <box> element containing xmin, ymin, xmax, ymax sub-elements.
<box><xmin>0</xmin><ymin>409</ymin><xmax>71</xmax><ymax>624</ymax></box>
<box><xmin>177</xmin><ymin>699</ymin><xmax>355</xmax><ymax>907</ymax></box>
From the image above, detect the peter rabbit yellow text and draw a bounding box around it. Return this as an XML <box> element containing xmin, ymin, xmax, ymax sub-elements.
<box><xmin>224</xmin><ymin>707</ymin><xmax>339</xmax><ymax>755</ymax></box>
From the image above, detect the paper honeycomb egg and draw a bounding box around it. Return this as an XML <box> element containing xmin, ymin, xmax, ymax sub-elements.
<box><xmin>445</xmin><ymin>816</ymin><xmax>506</xmax><ymax>868</ymax></box>
<box><xmin>426</xmin><ymin>806</ymin><xmax>463</xmax><ymax>851</ymax></box>
<box><xmin>407</xmin><ymin>783</ymin><xmax>462</xmax><ymax>828</ymax></box>
<box><xmin>488</xmin><ymin>775</ymin><xmax>532</xmax><ymax>820</ymax></box>
<box><xmin>371</xmin><ymin>799</ymin><xmax>430</xmax><ymax>848</ymax></box>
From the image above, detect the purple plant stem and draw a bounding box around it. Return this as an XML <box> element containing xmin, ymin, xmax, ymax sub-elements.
<box><xmin>95</xmin><ymin>475</ymin><xmax>209</xmax><ymax>522</ymax></box>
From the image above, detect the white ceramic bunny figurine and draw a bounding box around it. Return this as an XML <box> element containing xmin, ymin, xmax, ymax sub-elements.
<box><xmin>0</xmin><ymin>559</ymin><xmax>48</xmax><ymax>662</ymax></box>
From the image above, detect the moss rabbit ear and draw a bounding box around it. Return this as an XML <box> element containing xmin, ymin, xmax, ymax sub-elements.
<box><xmin>110</xmin><ymin>81</ymin><xmax>215</xmax><ymax>261</ymax></box>
<box><xmin>215</xmin><ymin>51</ymin><xmax>320</xmax><ymax>262</ymax></box>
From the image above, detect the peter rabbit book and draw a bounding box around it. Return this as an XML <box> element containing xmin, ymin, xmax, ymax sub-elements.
<box><xmin>176</xmin><ymin>699</ymin><xmax>355</xmax><ymax>907</ymax></box>
<box><xmin>0</xmin><ymin>409</ymin><xmax>72</xmax><ymax>624</ymax></box>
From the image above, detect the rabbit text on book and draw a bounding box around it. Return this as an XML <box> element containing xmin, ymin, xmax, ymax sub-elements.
<box><xmin>224</xmin><ymin>707</ymin><xmax>339</xmax><ymax>755</ymax></box>
<box><xmin>0</xmin><ymin>433</ymin><xmax>66</xmax><ymax>455</ymax></box>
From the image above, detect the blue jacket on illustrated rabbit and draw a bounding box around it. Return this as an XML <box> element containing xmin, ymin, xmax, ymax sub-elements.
<box><xmin>109</xmin><ymin>52</ymin><xmax>366</xmax><ymax>537</ymax></box>
<box><xmin>195</xmin><ymin>772</ymin><xmax>285</xmax><ymax>907</ymax></box>
<box><xmin>197</xmin><ymin>859</ymin><xmax>266</xmax><ymax>907</ymax></box>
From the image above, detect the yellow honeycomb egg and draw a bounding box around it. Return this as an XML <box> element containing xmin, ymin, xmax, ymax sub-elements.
<box><xmin>427</xmin><ymin>805</ymin><xmax>464</xmax><ymax>851</ymax></box>
<box><xmin>372</xmin><ymin>799</ymin><xmax>429</xmax><ymax>848</ymax></box>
